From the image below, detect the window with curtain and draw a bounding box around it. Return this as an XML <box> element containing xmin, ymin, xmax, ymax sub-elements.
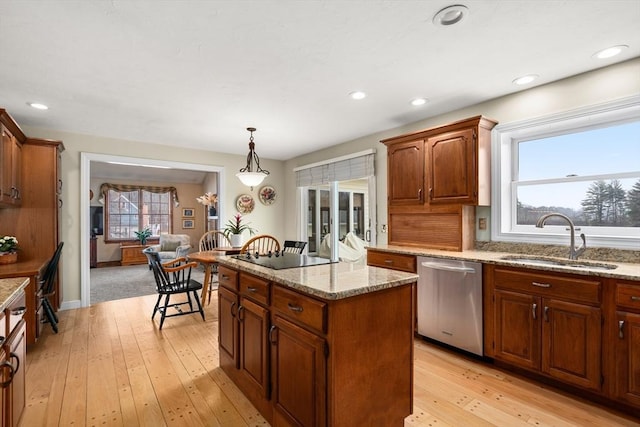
<box><xmin>101</xmin><ymin>184</ymin><xmax>178</xmax><ymax>243</ymax></box>
<box><xmin>295</xmin><ymin>151</ymin><xmax>376</xmax><ymax>254</ymax></box>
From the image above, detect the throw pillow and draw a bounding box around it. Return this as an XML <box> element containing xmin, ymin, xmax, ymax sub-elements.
<box><xmin>160</xmin><ymin>240</ymin><xmax>181</xmax><ymax>252</ymax></box>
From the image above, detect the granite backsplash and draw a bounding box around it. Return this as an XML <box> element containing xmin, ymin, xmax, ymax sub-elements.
<box><xmin>475</xmin><ymin>241</ymin><xmax>639</xmax><ymax>264</ymax></box>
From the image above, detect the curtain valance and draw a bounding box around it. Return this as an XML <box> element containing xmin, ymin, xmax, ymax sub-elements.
<box><xmin>99</xmin><ymin>183</ymin><xmax>180</xmax><ymax>207</ymax></box>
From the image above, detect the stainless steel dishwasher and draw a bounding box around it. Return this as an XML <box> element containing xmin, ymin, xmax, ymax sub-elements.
<box><xmin>417</xmin><ymin>256</ymin><xmax>483</xmax><ymax>356</ymax></box>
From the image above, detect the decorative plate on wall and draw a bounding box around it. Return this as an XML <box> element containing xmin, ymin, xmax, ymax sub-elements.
<box><xmin>236</xmin><ymin>194</ymin><xmax>255</xmax><ymax>214</ymax></box>
<box><xmin>259</xmin><ymin>185</ymin><xmax>277</xmax><ymax>205</ymax></box>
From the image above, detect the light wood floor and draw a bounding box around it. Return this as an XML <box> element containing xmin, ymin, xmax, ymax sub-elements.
<box><xmin>22</xmin><ymin>293</ymin><xmax>640</xmax><ymax>426</ymax></box>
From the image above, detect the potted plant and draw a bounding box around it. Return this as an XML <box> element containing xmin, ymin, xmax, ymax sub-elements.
<box><xmin>223</xmin><ymin>213</ymin><xmax>256</xmax><ymax>247</ymax></box>
<box><xmin>0</xmin><ymin>235</ymin><xmax>18</xmax><ymax>264</ymax></box>
<box><xmin>134</xmin><ymin>227</ymin><xmax>152</xmax><ymax>245</ymax></box>
<box><xmin>196</xmin><ymin>192</ymin><xmax>218</xmax><ymax>216</ymax></box>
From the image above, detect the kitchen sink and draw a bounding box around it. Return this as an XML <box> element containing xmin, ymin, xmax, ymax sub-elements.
<box><xmin>500</xmin><ymin>255</ymin><xmax>618</xmax><ymax>271</ymax></box>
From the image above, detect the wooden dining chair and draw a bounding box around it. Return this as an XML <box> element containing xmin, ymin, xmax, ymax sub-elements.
<box><xmin>198</xmin><ymin>230</ymin><xmax>230</xmax><ymax>251</ymax></box>
<box><xmin>282</xmin><ymin>240</ymin><xmax>307</xmax><ymax>254</ymax></box>
<box><xmin>198</xmin><ymin>230</ymin><xmax>231</xmax><ymax>301</ymax></box>
<box><xmin>143</xmin><ymin>249</ymin><xmax>205</xmax><ymax>329</ymax></box>
<box><xmin>240</xmin><ymin>234</ymin><xmax>281</xmax><ymax>255</ymax></box>
<box><xmin>39</xmin><ymin>241</ymin><xmax>64</xmax><ymax>333</ymax></box>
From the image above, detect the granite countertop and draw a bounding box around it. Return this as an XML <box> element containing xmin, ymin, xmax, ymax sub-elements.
<box><xmin>369</xmin><ymin>244</ymin><xmax>640</xmax><ymax>281</ymax></box>
<box><xmin>0</xmin><ymin>277</ymin><xmax>29</xmax><ymax>311</ymax></box>
<box><xmin>217</xmin><ymin>257</ymin><xmax>418</xmax><ymax>300</ymax></box>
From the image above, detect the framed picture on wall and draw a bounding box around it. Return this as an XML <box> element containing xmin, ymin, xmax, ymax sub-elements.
<box><xmin>182</xmin><ymin>219</ymin><xmax>195</xmax><ymax>229</ymax></box>
<box><xmin>182</xmin><ymin>208</ymin><xmax>195</xmax><ymax>218</ymax></box>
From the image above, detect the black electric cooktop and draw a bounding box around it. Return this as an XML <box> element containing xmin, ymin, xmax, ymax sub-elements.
<box><xmin>233</xmin><ymin>252</ymin><xmax>335</xmax><ymax>270</ymax></box>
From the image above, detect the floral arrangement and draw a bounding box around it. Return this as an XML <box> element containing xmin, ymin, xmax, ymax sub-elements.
<box><xmin>223</xmin><ymin>213</ymin><xmax>257</xmax><ymax>238</ymax></box>
<box><xmin>196</xmin><ymin>192</ymin><xmax>218</xmax><ymax>206</ymax></box>
<box><xmin>0</xmin><ymin>236</ymin><xmax>18</xmax><ymax>253</ymax></box>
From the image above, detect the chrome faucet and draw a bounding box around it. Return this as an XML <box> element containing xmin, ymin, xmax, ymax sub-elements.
<box><xmin>535</xmin><ymin>213</ymin><xmax>586</xmax><ymax>260</ymax></box>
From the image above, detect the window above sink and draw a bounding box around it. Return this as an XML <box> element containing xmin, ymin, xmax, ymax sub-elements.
<box><xmin>492</xmin><ymin>96</ymin><xmax>640</xmax><ymax>250</ymax></box>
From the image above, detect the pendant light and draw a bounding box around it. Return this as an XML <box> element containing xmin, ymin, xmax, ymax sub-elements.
<box><xmin>236</xmin><ymin>127</ymin><xmax>269</xmax><ymax>189</ymax></box>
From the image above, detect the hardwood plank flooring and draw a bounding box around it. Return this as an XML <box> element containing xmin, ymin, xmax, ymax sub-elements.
<box><xmin>22</xmin><ymin>293</ymin><xmax>639</xmax><ymax>426</ymax></box>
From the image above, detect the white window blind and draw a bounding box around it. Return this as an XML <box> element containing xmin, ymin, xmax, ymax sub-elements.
<box><xmin>295</xmin><ymin>152</ymin><xmax>375</xmax><ymax>187</ymax></box>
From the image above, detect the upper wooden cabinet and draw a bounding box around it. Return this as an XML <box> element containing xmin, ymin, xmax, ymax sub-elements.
<box><xmin>0</xmin><ymin>110</ymin><xmax>26</xmax><ymax>207</ymax></box>
<box><xmin>386</xmin><ymin>139</ymin><xmax>425</xmax><ymax>205</ymax></box>
<box><xmin>381</xmin><ymin>116</ymin><xmax>497</xmax><ymax>250</ymax></box>
<box><xmin>382</xmin><ymin>115</ymin><xmax>497</xmax><ymax>206</ymax></box>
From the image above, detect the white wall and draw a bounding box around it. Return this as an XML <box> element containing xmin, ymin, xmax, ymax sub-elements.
<box><xmin>283</xmin><ymin>58</ymin><xmax>640</xmax><ymax>245</ymax></box>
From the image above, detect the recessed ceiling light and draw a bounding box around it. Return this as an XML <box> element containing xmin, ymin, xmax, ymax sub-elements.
<box><xmin>410</xmin><ymin>98</ymin><xmax>428</xmax><ymax>106</ymax></box>
<box><xmin>593</xmin><ymin>45</ymin><xmax>628</xmax><ymax>59</ymax></box>
<box><xmin>433</xmin><ymin>4</ymin><xmax>468</xmax><ymax>26</ymax></box>
<box><xmin>349</xmin><ymin>91</ymin><xmax>367</xmax><ymax>100</ymax></box>
<box><xmin>28</xmin><ymin>102</ymin><xmax>48</xmax><ymax>110</ymax></box>
<box><xmin>512</xmin><ymin>74</ymin><xmax>539</xmax><ymax>85</ymax></box>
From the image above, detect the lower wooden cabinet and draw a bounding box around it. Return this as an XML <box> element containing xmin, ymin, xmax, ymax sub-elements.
<box><xmin>0</xmin><ymin>289</ymin><xmax>26</xmax><ymax>427</ymax></box>
<box><xmin>488</xmin><ymin>266</ymin><xmax>603</xmax><ymax>392</ymax></box>
<box><xmin>218</xmin><ymin>265</ymin><xmax>415</xmax><ymax>426</ymax></box>
<box><xmin>271</xmin><ymin>315</ymin><xmax>326</xmax><ymax>427</ymax></box>
<box><xmin>614</xmin><ymin>311</ymin><xmax>640</xmax><ymax>407</ymax></box>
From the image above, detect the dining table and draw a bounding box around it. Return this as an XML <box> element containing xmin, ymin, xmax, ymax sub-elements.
<box><xmin>187</xmin><ymin>247</ymin><xmax>242</xmax><ymax>305</ymax></box>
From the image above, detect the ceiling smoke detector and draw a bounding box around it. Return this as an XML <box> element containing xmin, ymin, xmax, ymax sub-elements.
<box><xmin>433</xmin><ymin>4</ymin><xmax>468</xmax><ymax>26</ymax></box>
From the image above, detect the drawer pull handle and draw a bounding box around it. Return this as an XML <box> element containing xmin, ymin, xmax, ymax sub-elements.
<box><xmin>287</xmin><ymin>303</ymin><xmax>304</xmax><ymax>313</ymax></box>
<box><xmin>532</xmin><ymin>303</ymin><xmax>537</xmax><ymax>320</ymax></box>
<box><xmin>384</xmin><ymin>260</ymin><xmax>394</xmax><ymax>264</ymax></box>
<box><xmin>221</xmin><ymin>274</ymin><xmax>229</xmax><ymax>280</ymax></box>
<box><xmin>619</xmin><ymin>320</ymin><xmax>625</xmax><ymax>339</ymax></box>
<box><xmin>247</xmin><ymin>286</ymin><xmax>257</xmax><ymax>293</ymax></box>
<box><xmin>0</xmin><ymin>361</ymin><xmax>14</xmax><ymax>388</ymax></box>
<box><xmin>631</xmin><ymin>296</ymin><xmax>640</xmax><ymax>302</ymax></box>
<box><xmin>10</xmin><ymin>352</ymin><xmax>20</xmax><ymax>374</ymax></box>
<box><xmin>269</xmin><ymin>325</ymin><xmax>277</xmax><ymax>344</ymax></box>
<box><xmin>230</xmin><ymin>302</ymin><xmax>237</xmax><ymax>318</ymax></box>
<box><xmin>11</xmin><ymin>306</ymin><xmax>26</xmax><ymax>316</ymax></box>
<box><xmin>532</xmin><ymin>281</ymin><xmax>551</xmax><ymax>288</ymax></box>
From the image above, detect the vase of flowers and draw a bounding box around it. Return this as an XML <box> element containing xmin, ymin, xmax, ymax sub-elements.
<box><xmin>223</xmin><ymin>213</ymin><xmax>256</xmax><ymax>247</ymax></box>
<box><xmin>196</xmin><ymin>192</ymin><xmax>218</xmax><ymax>217</ymax></box>
<box><xmin>0</xmin><ymin>235</ymin><xmax>18</xmax><ymax>264</ymax></box>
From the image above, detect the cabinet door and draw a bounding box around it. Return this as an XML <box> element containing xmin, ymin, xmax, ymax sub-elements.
<box><xmin>387</xmin><ymin>139</ymin><xmax>425</xmax><ymax>205</ymax></box>
<box><xmin>7</xmin><ymin>321</ymin><xmax>26</xmax><ymax>427</ymax></box>
<box><xmin>1</xmin><ymin>125</ymin><xmax>14</xmax><ymax>203</ymax></box>
<box><xmin>542</xmin><ymin>299</ymin><xmax>601</xmax><ymax>391</ymax></box>
<box><xmin>271</xmin><ymin>315</ymin><xmax>326</xmax><ymax>427</ymax></box>
<box><xmin>427</xmin><ymin>127</ymin><xmax>476</xmax><ymax>204</ymax></box>
<box><xmin>494</xmin><ymin>290</ymin><xmax>541</xmax><ymax>370</ymax></box>
<box><xmin>615</xmin><ymin>311</ymin><xmax>640</xmax><ymax>407</ymax></box>
<box><xmin>238</xmin><ymin>297</ymin><xmax>270</xmax><ymax>399</ymax></box>
<box><xmin>218</xmin><ymin>286</ymin><xmax>239</xmax><ymax>370</ymax></box>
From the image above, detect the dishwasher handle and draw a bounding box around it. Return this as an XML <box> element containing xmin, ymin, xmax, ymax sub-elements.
<box><xmin>420</xmin><ymin>262</ymin><xmax>477</xmax><ymax>274</ymax></box>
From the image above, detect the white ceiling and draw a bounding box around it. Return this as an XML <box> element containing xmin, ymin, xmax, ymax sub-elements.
<box><xmin>1</xmin><ymin>0</ymin><xmax>639</xmax><ymax>163</ymax></box>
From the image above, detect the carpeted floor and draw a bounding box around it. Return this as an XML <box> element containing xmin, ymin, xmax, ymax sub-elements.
<box><xmin>90</xmin><ymin>264</ymin><xmax>207</xmax><ymax>304</ymax></box>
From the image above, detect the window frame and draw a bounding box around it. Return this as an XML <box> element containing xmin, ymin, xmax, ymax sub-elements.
<box><xmin>491</xmin><ymin>95</ymin><xmax>640</xmax><ymax>250</ymax></box>
<box><xmin>104</xmin><ymin>188</ymin><xmax>173</xmax><ymax>243</ymax></box>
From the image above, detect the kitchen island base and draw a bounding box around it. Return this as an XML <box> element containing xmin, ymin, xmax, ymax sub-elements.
<box><xmin>217</xmin><ymin>263</ymin><xmax>416</xmax><ymax>426</ymax></box>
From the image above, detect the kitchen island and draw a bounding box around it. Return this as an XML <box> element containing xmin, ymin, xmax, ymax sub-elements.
<box><xmin>216</xmin><ymin>255</ymin><xmax>418</xmax><ymax>426</ymax></box>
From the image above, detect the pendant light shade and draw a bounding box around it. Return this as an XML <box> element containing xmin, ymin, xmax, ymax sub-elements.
<box><xmin>236</xmin><ymin>127</ymin><xmax>269</xmax><ymax>188</ymax></box>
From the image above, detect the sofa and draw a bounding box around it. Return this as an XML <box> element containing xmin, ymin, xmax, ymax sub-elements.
<box><xmin>146</xmin><ymin>234</ymin><xmax>191</xmax><ymax>261</ymax></box>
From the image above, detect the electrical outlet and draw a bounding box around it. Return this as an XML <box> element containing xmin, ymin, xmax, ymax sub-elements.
<box><xmin>479</xmin><ymin>217</ymin><xmax>487</xmax><ymax>230</ymax></box>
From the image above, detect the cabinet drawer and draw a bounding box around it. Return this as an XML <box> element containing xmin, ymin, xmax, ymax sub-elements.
<box><xmin>272</xmin><ymin>286</ymin><xmax>327</xmax><ymax>334</ymax></box>
<box><xmin>6</xmin><ymin>291</ymin><xmax>26</xmax><ymax>335</ymax></box>
<box><xmin>494</xmin><ymin>267</ymin><xmax>601</xmax><ymax>305</ymax></box>
<box><xmin>616</xmin><ymin>282</ymin><xmax>640</xmax><ymax>311</ymax></box>
<box><xmin>240</xmin><ymin>273</ymin><xmax>270</xmax><ymax>306</ymax></box>
<box><xmin>367</xmin><ymin>250</ymin><xmax>416</xmax><ymax>273</ymax></box>
<box><xmin>218</xmin><ymin>266</ymin><xmax>239</xmax><ymax>291</ymax></box>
